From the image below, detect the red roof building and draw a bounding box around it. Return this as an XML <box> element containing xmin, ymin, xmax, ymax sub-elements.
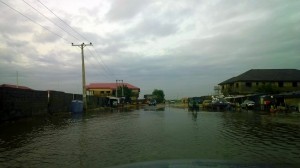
<box><xmin>86</xmin><ymin>83</ymin><xmax>140</xmax><ymax>90</ymax></box>
<box><xmin>86</xmin><ymin>83</ymin><xmax>140</xmax><ymax>99</ymax></box>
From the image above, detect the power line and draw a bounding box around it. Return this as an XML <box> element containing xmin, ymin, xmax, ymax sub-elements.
<box><xmin>36</xmin><ymin>0</ymin><xmax>117</xmax><ymax>80</ymax></box>
<box><xmin>2</xmin><ymin>0</ymin><xmax>118</xmax><ymax>82</ymax></box>
<box><xmin>86</xmin><ymin>48</ymin><xmax>116</xmax><ymax>79</ymax></box>
<box><xmin>22</xmin><ymin>0</ymin><xmax>81</xmax><ymax>42</ymax></box>
<box><xmin>83</xmin><ymin>50</ymin><xmax>112</xmax><ymax>80</ymax></box>
<box><xmin>91</xmin><ymin>47</ymin><xmax>114</xmax><ymax>75</ymax></box>
<box><xmin>36</xmin><ymin>0</ymin><xmax>90</xmax><ymax>42</ymax></box>
<box><xmin>0</xmin><ymin>0</ymin><xmax>70</xmax><ymax>43</ymax></box>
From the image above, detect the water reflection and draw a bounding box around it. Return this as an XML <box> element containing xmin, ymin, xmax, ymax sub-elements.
<box><xmin>71</xmin><ymin>113</ymin><xmax>83</xmax><ymax>120</ymax></box>
<box><xmin>0</xmin><ymin>107</ymin><xmax>300</xmax><ymax>167</ymax></box>
<box><xmin>0</xmin><ymin>114</ymin><xmax>70</xmax><ymax>149</ymax></box>
<box><xmin>144</xmin><ymin>106</ymin><xmax>165</xmax><ymax>112</ymax></box>
<box><xmin>192</xmin><ymin>111</ymin><xmax>198</xmax><ymax>121</ymax></box>
<box><xmin>220</xmin><ymin>111</ymin><xmax>300</xmax><ymax>164</ymax></box>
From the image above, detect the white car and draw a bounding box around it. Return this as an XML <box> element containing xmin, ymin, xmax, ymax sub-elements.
<box><xmin>241</xmin><ymin>100</ymin><xmax>255</xmax><ymax>108</ymax></box>
<box><xmin>148</xmin><ymin>99</ymin><xmax>157</xmax><ymax>106</ymax></box>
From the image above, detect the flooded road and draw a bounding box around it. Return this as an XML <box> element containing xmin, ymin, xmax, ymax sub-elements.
<box><xmin>1</xmin><ymin>106</ymin><xmax>300</xmax><ymax>167</ymax></box>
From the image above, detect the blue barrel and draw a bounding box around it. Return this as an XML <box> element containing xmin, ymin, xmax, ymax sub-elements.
<box><xmin>70</xmin><ymin>100</ymin><xmax>83</xmax><ymax>113</ymax></box>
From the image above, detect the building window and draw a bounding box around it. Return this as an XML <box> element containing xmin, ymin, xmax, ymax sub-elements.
<box><xmin>278</xmin><ymin>82</ymin><xmax>283</xmax><ymax>87</ymax></box>
<box><xmin>256</xmin><ymin>82</ymin><xmax>259</xmax><ymax>86</ymax></box>
<box><xmin>235</xmin><ymin>83</ymin><xmax>239</xmax><ymax>88</ymax></box>
<box><xmin>293</xmin><ymin>82</ymin><xmax>298</xmax><ymax>87</ymax></box>
<box><xmin>245</xmin><ymin>82</ymin><xmax>252</xmax><ymax>87</ymax></box>
<box><xmin>106</xmin><ymin>91</ymin><xmax>110</xmax><ymax>93</ymax></box>
<box><xmin>100</xmin><ymin>91</ymin><xmax>104</xmax><ymax>94</ymax></box>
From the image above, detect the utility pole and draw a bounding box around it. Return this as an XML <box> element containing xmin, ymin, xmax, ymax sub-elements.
<box><xmin>116</xmin><ymin>80</ymin><xmax>118</xmax><ymax>97</ymax></box>
<box><xmin>16</xmin><ymin>71</ymin><xmax>19</xmax><ymax>88</ymax></box>
<box><xmin>116</xmin><ymin>80</ymin><xmax>124</xmax><ymax>105</ymax></box>
<box><xmin>121</xmin><ymin>80</ymin><xmax>124</xmax><ymax>97</ymax></box>
<box><xmin>116</xmin><ymin>80</ymin><xmax>124</xmax><ymax>97</ymax></box>
<box><xmin>72</xmin><ymin>42</ymin><xmax>92</xmax><ymax>112</ymax></box>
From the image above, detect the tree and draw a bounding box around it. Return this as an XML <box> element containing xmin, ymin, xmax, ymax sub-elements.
<box><xmin>117</xmin><ymin>86</ymin><xmax>133</xmax><ymax>103</ymax></box>
<box><xmin>152</xmin><ymin>89</ymin><xmax>165</xmax><ymax>103</ymax></box>
<box><xmin>116</xmin><ymin>86</ymin><xmax>132</xmax><ymax>96</ymax></box>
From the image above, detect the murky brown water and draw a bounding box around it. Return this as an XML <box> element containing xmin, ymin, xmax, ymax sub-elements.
<box><xmin>1</xmin><ymin>107</ymin><xmax>300</xmax><ymax>167</ymax></box>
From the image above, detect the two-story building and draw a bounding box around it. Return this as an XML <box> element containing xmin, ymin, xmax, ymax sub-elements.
<box><xmin>219</xmin><ymin>69</ymin><xmax>300</xmax><ymax>95</ymax></box>
<box><xmin>86</xmin><ymin>83</ymin><xmax>140</xmax><ymax>101</ymax></box>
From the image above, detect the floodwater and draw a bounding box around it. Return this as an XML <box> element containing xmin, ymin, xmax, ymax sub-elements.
<box><xmin>0</xmin><ymin>106</ymin><xmax>300</xmax><ymax>167</ymax></box>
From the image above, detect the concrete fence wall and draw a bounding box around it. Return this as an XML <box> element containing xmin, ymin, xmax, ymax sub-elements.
<box><xmin>0</xmin><ymin>87</ymin><xmax>106</xmax><ymax>122</ymax></box>
<box><xmin>0</xmin><ymin>87</ymin><xmax>48</xmax><ymax>121</ymax></box>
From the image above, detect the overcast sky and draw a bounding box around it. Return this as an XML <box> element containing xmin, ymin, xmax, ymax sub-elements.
<box><xmin>1</xmin><ymin>0</ymin><xmax>300</xmax><ymax>99</ymax></box>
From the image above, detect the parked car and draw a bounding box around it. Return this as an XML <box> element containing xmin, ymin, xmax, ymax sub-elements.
<box><xmin>148</xmin><ymin>99</ymin><xmax>157</xmax><ymax>106</ymax></box>
<box><xmin>241</xmin><ymin>100</ymin><xmax>255</xmax><ymax>108</ymax></box>
<box><xmin>211</xmin><ymin>98</ymin><xmax>232</xmax><ymax>110</ymax></box>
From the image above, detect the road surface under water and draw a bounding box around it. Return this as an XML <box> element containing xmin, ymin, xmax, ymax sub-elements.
<box><xmin>0</xmin><ymin>106</ymin><xmax>300</xmax><ymax>167</ymax></box>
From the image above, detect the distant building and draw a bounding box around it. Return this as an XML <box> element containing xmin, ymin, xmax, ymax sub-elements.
<box><xmin>219</xmin><ymin>69</ymin><xmax>300</xmax><ymax>95</ymax></box>
<box><xmin>86</xmin><ymin>83</ymin><xmax>140</xmax><ymax>100</ymax></box>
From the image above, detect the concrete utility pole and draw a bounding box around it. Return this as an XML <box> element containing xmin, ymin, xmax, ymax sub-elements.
<box><xmin>121</xmin><ymin>80</ymin><xmax>124</xmax><ymax>97</ymax></box>
<box><xmin>116</xmin><ymin>80</ymin><xmax>118</xmax><ymax>97</ymax></box>
<box><xmin>16</xmin><ymin>71</ymin><xmax>19</xmax><ymax>88</ymax></box>
<box><xmin>72</xmin><ymin>42</ymin><xmax>92</xmax><ymax>112</ymax></box>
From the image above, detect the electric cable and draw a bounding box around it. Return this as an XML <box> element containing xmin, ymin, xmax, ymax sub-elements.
<box><xmin>36</xmin><ymin>0</ymin><xmax>118</xmax><ymax>80</ymax></box>
<box><xmin>0</xmin><ymin>0</ymin><xmax>70</xmax><ymax>43</ymax></box>
<box><xmin>36</xmin><ymin>0</ymin><xmax>90</xmax><ymax>42</ymax></box>
<box><xmin>22</xmin><ymin>0</ymin><xmax>81</xmax><ymax>42</ymax></box>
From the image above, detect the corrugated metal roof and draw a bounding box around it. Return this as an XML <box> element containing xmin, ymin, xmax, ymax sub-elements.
<box><xmin>219</xmin><ymin>69</ymin><xmax>300</xmax><ymax>84</ymax></box>
<box><xmin>86</xmin><ymin>83</ymin><xmax>140</xmax><ymax>90</ymax></box>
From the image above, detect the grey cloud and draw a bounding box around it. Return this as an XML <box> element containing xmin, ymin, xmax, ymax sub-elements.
<box><xmin>0</xmin><ymin>11</ymin><xmax>33</xmax><ymax>35</ymax></box>
<box><xmin>0</xmin><ymin>1</ymin><xmax>52</xmax><ymax>35</ymax></box>
<box><xmin>93</xmin><ymin>41</ymin><xmax>129</xmax><ymax>56</ymax></box>
<box><xmin>0</xmin><ymin>47</ymin><xmax>16</xmax><ymax>64</ymax></box>
<box><xmin>106</xmin><ymin>0</ymin><xmax>152</xmax><ymax>21</ymax></box>
<box><xmin>2</xmin><ymin>0</ymin><xmax>300</xmax><ymax>98</ymax></box>
<box><xmin>131</xmin><ymin>18</ymin><xmax>178</xmax><ymax>37</ymax></box>
<box><xmin>33</xmin><ymin>31</ymin><xmax>61</xmax><ymax>43</ymax></box>
<box><xmin>64</xmin><ymin>1</ymin><xmax>300</xmax><ymax>97</ymax></box>
<box><xmin>83</xmin><ymin>32</ymin><xmax>104</xmax><ymax>44</ymax></box>
<box><xmin>5</xmin><ymin>37</ymin><xmax>30</xmax><ymax>49</ymax></box>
